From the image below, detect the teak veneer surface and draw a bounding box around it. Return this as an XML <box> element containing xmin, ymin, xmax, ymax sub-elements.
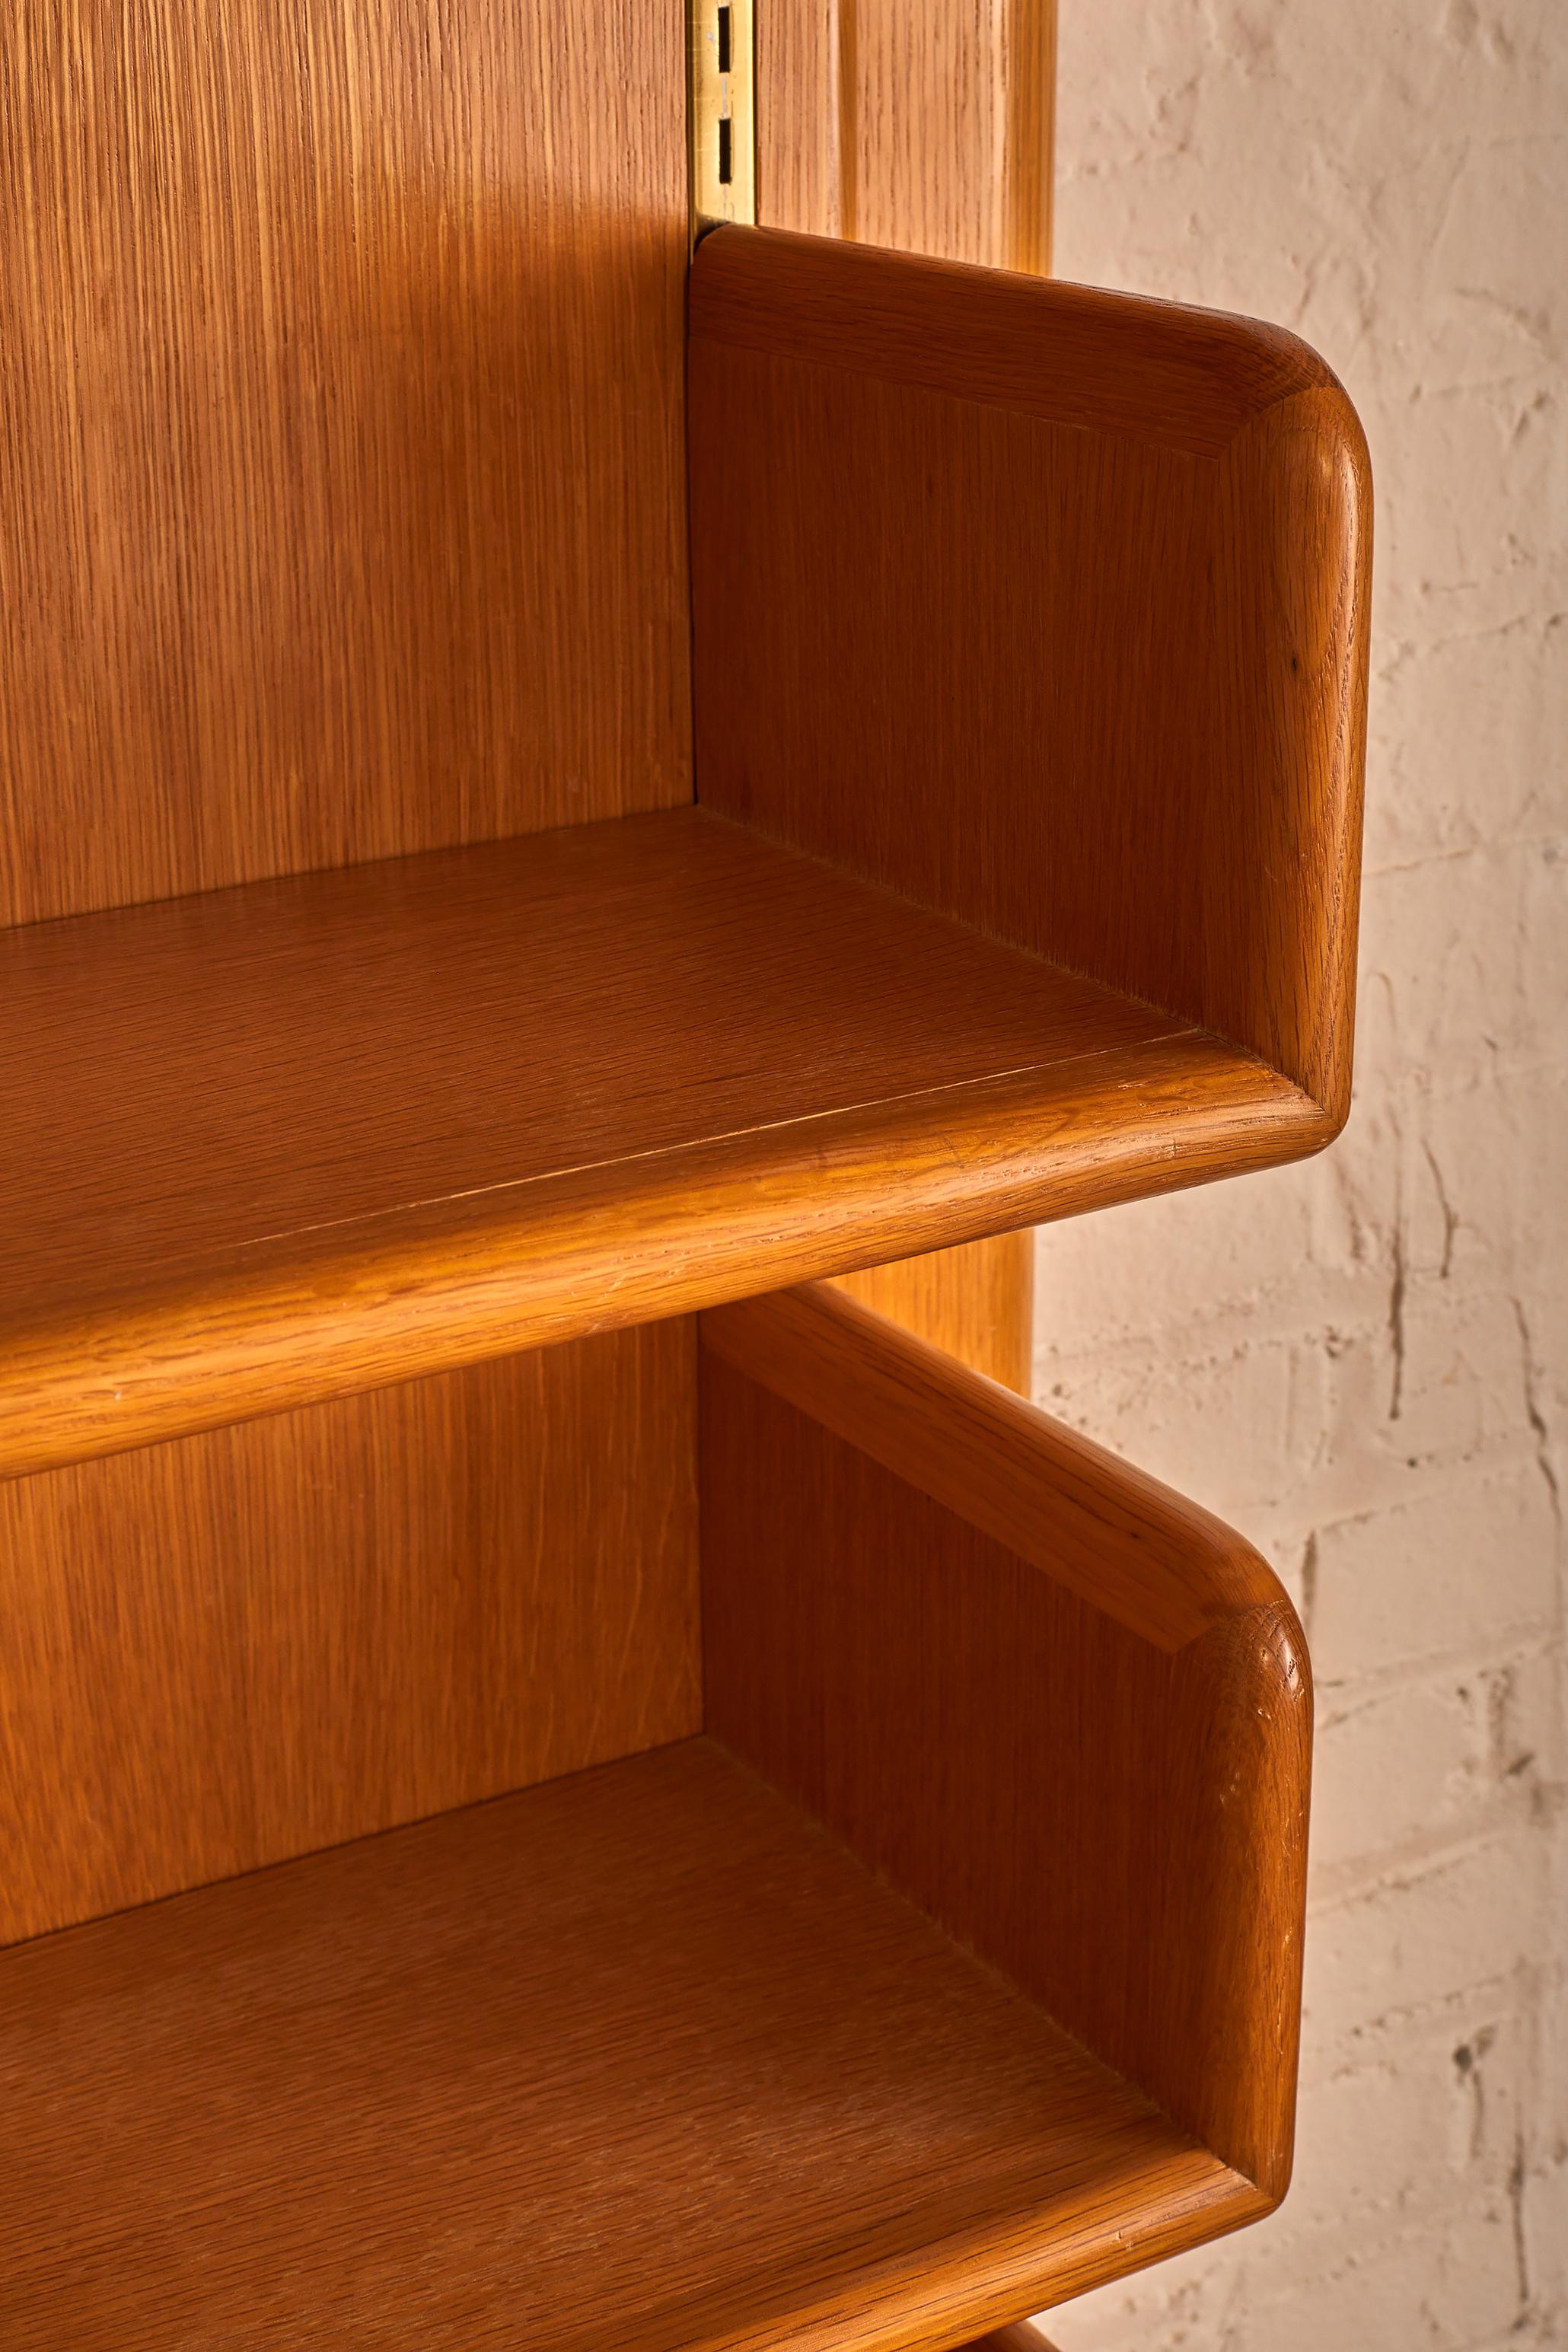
<box><xmin>758</xmin><ymin>0</ymin><xmax>1055</xmax><ymax>269</ymax></box>
<box><xmin>0</xmin><ymin>1738</ymin><xmax>1248</xmax><ymax>2352</ymax></box>
<box><xmin>702</xmin><ymin>1283</ymin><xmax>1313</xmax><ymax>2199</ymax></box>
<box><xmin>0</xmin><ymin>0</ymin><xmax>704</xmax><ymax>1990</ymax></box>
<box><xmin>0</xmin><ymin>1321</ymin><xmax>699</xmax><ymax>1946</ymax></box>
<box><xmin>835</xmin><ymin>1231</ymin><xmax>1035</xmax><ymax>1395</ymax></box>
<box><xmin>0</xmin><ymin>805</ymin><xmax>1325</xmax><ymax>1478</ymax></box>
<box><xmin>764</xmin><ymin>0</ymin><xmax>1056</xmax><ymax>1382</ymax></box>
<box><xmin>701</xmin><ymin>1284</ymin><xmax>1276</xmax><ymax>1654</ymax></box>
<box><xmin>0</xmin><ymin>0</ymin><xmax>691</xmax><ymax>928</ymax></box>
<box><xmin>690</xmin><ymin>228</ymin><xmax>1371</xmax><ymax>1122</ymax></box>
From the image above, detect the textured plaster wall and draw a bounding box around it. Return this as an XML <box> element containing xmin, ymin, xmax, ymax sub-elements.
<box><xmin>1038</xmin><ymin>5</ymin><xmax>1567</xmax><ymax>2347</ymax></box>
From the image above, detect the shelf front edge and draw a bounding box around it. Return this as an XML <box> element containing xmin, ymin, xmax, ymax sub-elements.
<box><xmin>0</xmin><ymin>1039</ymin><xmax>1328</xmax><ymax>1480</ymax></box>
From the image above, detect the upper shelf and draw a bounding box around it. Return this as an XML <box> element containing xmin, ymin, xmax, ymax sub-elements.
<box><xmin>0</xmin><ymin>227</ymin><xmax>1369</xmax><ymax>1477</ymax></box>
<box><xmin>0</xmin><ymin>806</ymin><xmax>1321</xmax><ymax>1479</ymax></box>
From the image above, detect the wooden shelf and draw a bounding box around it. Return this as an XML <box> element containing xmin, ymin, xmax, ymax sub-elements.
<box><xmin>0</xmin><ymin>1281</ymin><xmax>1311</xmax><ymax>2345</ymax></box>
<box><xmin>2</xmin><ymin>38</ymin><xmax>1359</xmax><ymax>2338</ymax></box>
<box><xmin>700</xmin><ymin>1281</ymin><xmax>1312</xmax><ymax>2223</ymax></box>
<box><xmin>0</xmin><ymin>1737</ymin><xmax>1256</xmax><ymax>2352</ymax></box>
<box><xmin>0</xmin><ymin>804</ymin><xmax>1325</xmax><ymax>1480</ymax></box>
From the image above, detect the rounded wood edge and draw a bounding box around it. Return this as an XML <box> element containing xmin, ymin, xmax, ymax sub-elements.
<box><xmin>701</xmin><ymin>1278</ymin><xmax>1292</xmax><ymax>1651</ymax></box>
<box><xmin>1219</xmin><ymin>378</ymin><xmax>1373</xmax><ymax>1124</ymax></box>
<box><xmin>1172</xmin><ymin>1595</ymin><xmax>1314</xmax><ymax>2195</ymax></box>
<box><xmin>0</xmin><ymin>1044</ymin><xmax>1326</xmax><ymax>1484</ymax></box>
<box><xmin>688</xmin><ymin>222</ymin><xmax>1343</xmax><ymax>448</ymax></box>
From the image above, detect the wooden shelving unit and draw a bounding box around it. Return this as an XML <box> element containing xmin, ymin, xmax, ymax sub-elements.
<box><xmin>0</xmin><ymin>14</ymin><xmax>1368</xmax><ymax>2347</ymax></box>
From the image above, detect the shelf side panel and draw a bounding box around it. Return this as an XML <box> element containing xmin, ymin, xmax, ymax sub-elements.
<box><xmin>0</xmin><ymin>2</ymin><xmax>692</xmax><ymax>927</ymax></box>
<box><xmin>700</xmin><ymin>1283</ymin><xmax>1313</xmax><ymax>2201</ymax></box>
<box><xmin>0</xmin><ymin>1321</ymin><xmax>700</xmax><ymax>1945</ymax></box>
<box><xmin>689</xmin><ymin>227</ymin><xmax>1371</xmax><ymax>1118</ymax></box>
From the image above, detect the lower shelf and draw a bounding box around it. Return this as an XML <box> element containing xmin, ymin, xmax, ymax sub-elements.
<box><xmin>0</xmin><ymin>1737</ymin><xmax>1257</xmax><ymax>2352</ymax></box>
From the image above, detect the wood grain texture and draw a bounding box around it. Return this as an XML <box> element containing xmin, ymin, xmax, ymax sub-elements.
<box><xmin>0</xmin><ymin>0</ymin><xmax>690</xmax><ymax>927</ymax></box>
<box><xmin>0</xmin><ymin>0</ymin><xmax>702</xmax><ymax>1997</ymax></box>
<box><xmin>1003</xmin><ymin>0</ymin><xmax>1057</xmax><ymax>277</ymax></box>
<box><xmin>757</xmin><ymin>0</ymin><xmax>842</xmax><ymax>234</ymax></box>
<box><xmin>757</xmin><ymin>2</ymin><xmax>1056</xmax><ymax>1390</ymax></box>
<box><xmin>758</xmin><ymin>0</ymin><xmax>1056</xmax><ymax>267</ymax></box>
<box><xmin>0</xmin><ymin>1320</ymin><xmax>699</xmax><ymax>1946</ymax></box>
<box><xmin>702</xmin><ymin>1284</ymin><xmax>1277</xmax><ymax>1652</ymax></box>
<box><xmin>848</xmin><ymin>0</ymin><xmax>1052</xmax><ymax>263</ymax></box>
<box><xmin>701</xmin><ymin>1283</ymin><xmax>1314</xmax><ymax>2199</ymax></box>
<box><xmin>834</xmin><ymin>1232</ymin><xmax>1034</xmax><ymax>1394</ymax></box>
<box><xmin>0</xmin><ymin>805</ymin><xmax>1328</xmax><ymax>1479</ymax></box>
<box><xmin>0</xmin><ymin>1737</ymin><xmax>1256</xmax><ymax>2351</ymax></box>
<box><xmin>689</xmin><ymin>227</ymin><xmax>1372</xmax><ymax>1120</ymax></box>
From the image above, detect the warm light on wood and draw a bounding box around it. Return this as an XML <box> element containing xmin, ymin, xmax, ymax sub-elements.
<box><xmin>0</xmin><ymin>0</ymin><xmax>693</xmax><ymax>932</ymax></box>
<box><xmin>690</xmin><ymin>227</ymin><xmax>1370</xmax><ymax>1123</ymax></box>
<box><xmin>2</xmin><ymin>1285</ymin><xmax>1309</xmax><ymax>2345</ymax></box>
<box><xmin>703</xmin><ymin>1284</ymin><xmax>1312</xmax><ymax>2201</ymax></box>
<box><xmin>0</xmin><ymin>806</ymin><xmax>1327</xmax><ymax>1482</ymax></box>
<box><xmin>0</xmin><ymin>8</ymin><xmax>1365</xmax><ymax>2342</ymax></box>
<box><xmin>0</xmin><ymin>1325</ymin><xmax>700</xmax><ymax>1946</ymax></box>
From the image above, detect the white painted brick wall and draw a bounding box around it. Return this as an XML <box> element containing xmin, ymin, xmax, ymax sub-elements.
<box><xmin>1037</xmin><ymin>5</ymin><xmax>1566</xmax><ymax>2344</ymax></box>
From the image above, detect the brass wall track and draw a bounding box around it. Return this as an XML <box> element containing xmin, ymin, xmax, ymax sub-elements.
<box><xmin>690</xmin><ymin>0</ymin><xmax>756</xmax><ymax>234</ymax></box>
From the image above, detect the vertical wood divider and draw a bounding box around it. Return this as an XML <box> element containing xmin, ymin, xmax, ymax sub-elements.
<box><xmin>756</xmin><ymin>0</ymin><xmax>1059</xmax><ymax>1391</ymax></box>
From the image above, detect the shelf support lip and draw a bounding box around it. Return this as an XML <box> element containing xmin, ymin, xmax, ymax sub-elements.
<box><xmin>0</xmin><ymin>1039</ymin><xmax>1327</xmax><ymax>1484</ymax></box>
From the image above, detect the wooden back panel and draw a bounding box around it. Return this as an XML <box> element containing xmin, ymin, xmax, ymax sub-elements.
<box><xmin>690</xmin><ymin>228</ymin><xmax>1371</xmax><ymax>1120</ymax></box>
<box><xmin>833</xmin><ymin>1233</ymin><xmax>1034</xmax><ymax>1395</ymax></box>
<box><xmin>760</xmin><ymin>0</ymin><xmax>1056</xmax><ymax>269</ymax></box>
<box><xmin>701</xmin><ymin>1284</ymin><xmax>1312</xmax><ymax>2195</ymax></box>
<box><xmin>0</xmin><ymin>8</ymin><xmax>696</xmax><ymax>1940</ymax></box>
<box><xmin>0</xmin><ymin>2</ymin><xmax>691</xmax><ymax>927</ymax></box>
<box><xmin>0</xmin><ymin>1321</ymin><xmax>700</xmax><ymax>1946</ymax></box>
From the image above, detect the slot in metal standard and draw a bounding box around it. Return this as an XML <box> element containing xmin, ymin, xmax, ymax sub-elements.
<box><xmin>690</xmin><ymin>0</ymin><xmax>755</xmax><ymax>233</ymax></box>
